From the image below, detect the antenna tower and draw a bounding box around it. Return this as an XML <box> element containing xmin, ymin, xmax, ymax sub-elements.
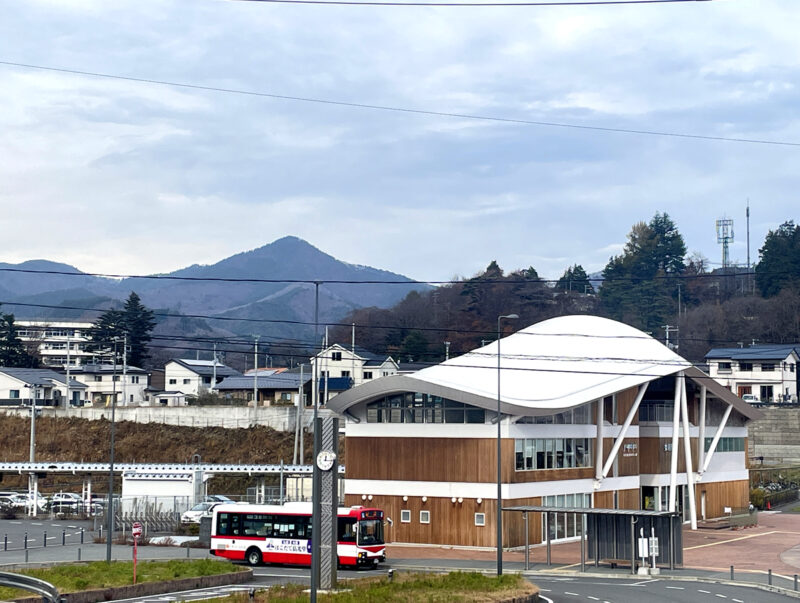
<box><xmin>716</xmin><ymin>218</ymin><xmax>734</xmax><ymax>269</ymax></box>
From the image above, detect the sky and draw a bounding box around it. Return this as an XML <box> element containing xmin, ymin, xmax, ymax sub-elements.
<box><xmin>1</xmin><ymin>0</ymin><xmax>799</xmax><ymax>283</ymax></box>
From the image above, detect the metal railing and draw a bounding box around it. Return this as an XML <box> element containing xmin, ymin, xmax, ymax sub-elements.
<box><xmin>0</xmin><ymin>572</ymin><xmax>62</xmax><ymax>603</ymax></box>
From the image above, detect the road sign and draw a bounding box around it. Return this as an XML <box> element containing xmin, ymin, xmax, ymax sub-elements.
<box><xmin>132</xmin><ymin>522</ymin><xmax>142</xmax><ymax>538</ymax></box>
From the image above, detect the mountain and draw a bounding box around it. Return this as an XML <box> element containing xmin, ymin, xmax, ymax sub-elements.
<box><xmin>0</xmin><ymin>237</ymin><xmax>430</xmax><ymax>343</ymax></box>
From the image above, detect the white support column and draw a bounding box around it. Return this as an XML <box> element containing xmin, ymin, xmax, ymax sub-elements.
<box><xmin>701</xmin><ymin>404</ymin><xmax>734</xmax><ymax>475</ymax></box>
<box><xmin>595</xmin><ymin>398</ymin><xmax>605</xmax><ymax>483</ymax></box>
<box><xmin>680</xmin><ymin>375</ymin><xmax>697</xmax><ymax>529</ymax></box>
<box><xmin>668</xmin><ymin>372</ymin><xmax>682</xmax><ymax>512</ymax></box>
<box><xmin>697</xmin><ymin>385</ymin><xmax>707</xmax><ymax>473</ymax></box>
<box><xmin>602</xmin><ymin>383</ymin><xmax>648</xmax><ymax>478</ymax></box>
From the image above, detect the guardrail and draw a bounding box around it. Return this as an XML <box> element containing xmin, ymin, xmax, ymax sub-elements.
<box><xmin>0</xmin><ymin>571</ymin><xmax>63</xmax><ymax>603</ymax></box>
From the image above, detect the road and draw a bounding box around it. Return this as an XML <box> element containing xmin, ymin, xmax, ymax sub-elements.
<box><xmin>534</xmin><ymin>575</ymin><xmax>797</xmax><ymax>603</ymax></box>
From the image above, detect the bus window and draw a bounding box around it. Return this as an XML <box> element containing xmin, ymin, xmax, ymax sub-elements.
<box><xmin>338</xmin><ymin>518</ymin><xmax>356</xmax><ymax>543</ymax></box>
<box><xmin>357</xmin><ymin>519</ymin><xmax>384</xmax><ymax>546</ymax></box>
<box><xmin>243</xmin><ymin>513</ymin><xmax>274</xmax><ymax>537</ymax></box>
<box><xmin>217</xmin><ymin>512</ymin><xmax>241</xmax><ymax>536</ymax></box>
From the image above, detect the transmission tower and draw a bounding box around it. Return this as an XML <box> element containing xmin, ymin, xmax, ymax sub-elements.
<box><xmin>716</xmin><ymin>218</ymin><xmax>734</xmax><ymax>269</ymax></box>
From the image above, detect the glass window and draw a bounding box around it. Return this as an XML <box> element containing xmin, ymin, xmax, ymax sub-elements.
<box><xmin>762</xmin><ymin>363</ymin><xmax>775</xmax><ymax>372</ymax></box>
<box><xmin>400</xmin><ymin>510</ymin><xmax>411</xmax><ymax>523</ymax></box>
<box><xmin>9</xmin><ymin>390</ymin><xmax>19</xmax><ymax>399</ymax></box>
<box><xmin>420</xmin><ymin>510</ymin><xmax>430</xmax><ymax>524</ymax></box>
<box><xmin>475</xmin><ymin>513</ymin><xmax>486</xmax><ymax>526</ymax></box>
<box><xmin>338</xmin><ymin>518</ymin><xmax>357</xmax><ymax>542</ymax></box>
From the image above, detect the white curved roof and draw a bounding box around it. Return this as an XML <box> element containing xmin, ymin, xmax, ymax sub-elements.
<box><xmin>329</xmin><ymin>315</ymin><xmax>692</xmax><ymax>415</ymax></box>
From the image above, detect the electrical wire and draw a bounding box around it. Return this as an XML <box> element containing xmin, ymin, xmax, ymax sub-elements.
<box><xmin>1</xmin><ymin>59</ymin><xmax>796</xmax><ymax>148</ymax></box>
<box><xmin>233</xmin><ymin>0</ymin><xmax>712</xmax><ymax>6</ymax></box>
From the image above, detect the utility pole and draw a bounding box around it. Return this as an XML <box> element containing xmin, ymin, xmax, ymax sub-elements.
<box><xmin>211</xmin><ymin>342</ymin><xmax>217</xmax><ymax>393</ymax></box>
<box><xmin>122</xmin><ymin>334</ymin><xmax>128</xmax><ymax>406</ymax></box>
<box><xmin>662</xmin><ymin>325</ymin><xmax>679</xmax><ymax>351</ymax></box>
<box><xmin>253</xmin><ymin>336</ymin><xmax>260</xmax><ymax>406</ymax></box>
<box><xmin>28</xmin><ymin>384</ymin><xmax>38</xmax><ymax>517</ymax></box>
<box><xmin>106</xmin><ymin>337</ymin><xmax>119</xmax><ymax>563</ymax></box>
<box><xmin>66</xmin><ymin>329</ymin><xmax>71</xmax><ymax>408</ymax></box>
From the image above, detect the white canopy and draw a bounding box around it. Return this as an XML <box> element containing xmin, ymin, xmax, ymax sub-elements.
<box><xmin>330</xmin><ymin>315</ymin><xmax>693</xmax><ymax>416</ymax></box>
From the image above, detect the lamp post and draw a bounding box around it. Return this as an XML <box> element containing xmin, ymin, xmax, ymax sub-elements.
<box><xmin>497</xmin><ymin>313</ymin><xmax>518</xmax><ymax>576</ymax></box>
<box><xmin>106</xmin><ymin>337</ymin><xmax>120</xmax><ymax>563</ymax></box>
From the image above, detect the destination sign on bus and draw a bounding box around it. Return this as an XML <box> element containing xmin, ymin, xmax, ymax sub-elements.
<box><xmin>361</xmin><ymin>510</ymin><xmax>382</xmax><ymax>520</ymax></box>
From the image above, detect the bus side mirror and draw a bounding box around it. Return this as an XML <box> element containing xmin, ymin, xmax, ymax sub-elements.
<box><xmin>386</xmin><ymin>517</ymin><xmax>393</xmax><ymax>527</ymax></box>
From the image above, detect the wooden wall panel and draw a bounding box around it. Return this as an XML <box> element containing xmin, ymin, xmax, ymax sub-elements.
<box><xmin>618</xmin><ymin>488</ymin><xmax>640</xmax><ymax>510</ymax></box>
<box><xmin>616</xmin><ymin>387</ymin><xmax>640</xmax><ymax>426</ymax></box>
<box><xmin>695</xmin><ymin>480</ymin><xmax>750</xmax><ymax>520</ymax></box>
<box><xmin>637</xmin><ymin>438</ymin><xmax>699</xmax><ymax>474</ymax></box>
<box><xmin>594</xmin><ymin>491</ymin><xmax>613</xmax><ymax>509</ymax></box>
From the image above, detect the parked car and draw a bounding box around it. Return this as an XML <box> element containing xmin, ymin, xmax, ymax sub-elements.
<box><xmin>181</xmin><ymin>502</ymin><xmax>219</xmax><ymax>524</ymax></box>
<box><xmin>742</xmin><ymin>394</ymin><xmax>759</xmax><ymax>403</ymax></box>
<box><xmin>205</xmin><ymin>495</ymin><xmax>235</xmax><ymax>503</ymax></box>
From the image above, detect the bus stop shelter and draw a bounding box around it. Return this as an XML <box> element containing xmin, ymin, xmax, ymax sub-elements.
<box><xmin>504</xmin><ymin>506</ymin><xmax>682</xmax><ymax>573</ymax></box>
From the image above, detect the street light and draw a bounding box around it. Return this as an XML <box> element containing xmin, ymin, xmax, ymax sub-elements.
<box><xmin>497</xmin><ymin>313</ymin><xmax>518</xmax><ymax>576</ymax></box>
<box><xmin>106</xmin><ymin>336</ymin><xmax>121</xmax><ymax>563</ymax></box>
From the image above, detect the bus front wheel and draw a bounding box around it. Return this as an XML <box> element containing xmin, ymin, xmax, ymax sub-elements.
<box><xmin>246</xmin><ymin>547</ymin><xmax>262</xmax><ymax>567</ymax></box>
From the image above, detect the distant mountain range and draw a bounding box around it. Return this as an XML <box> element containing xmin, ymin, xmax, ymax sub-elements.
<box><xmin>0</xmin><ymin>236</ymin><xmax>429</xmax><ymax>344</ymax></box>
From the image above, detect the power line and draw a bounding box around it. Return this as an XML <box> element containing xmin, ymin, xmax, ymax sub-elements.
<box><xmin>233</xmin><ymin>0</ymin><xmax>711</xmax><ymax>6</ymax></box>
<box><xmin>0</xmin><ymin>263</ymin><xmax>783</xmax><ymax>285</ymax></box>
<box><xmin>1</xmin><ymin>59</ymin><xmax>796</xmax><ymax>148</ymax></box>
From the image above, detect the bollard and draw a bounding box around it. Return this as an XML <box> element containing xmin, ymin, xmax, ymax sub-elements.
<box><xmin>186</xmin><ymin>545</ymin><xmax>190</xmax><ymax>558</ymax></box>
<box><xmin>249</xmin><ymin>588</ymin><xmax>255</xmax><ymax>602</ymax></box>
<box><xmin>3</xmin><ymin>534</ymin><xmax>6</xmax><ymax>551</ymax></box>
<box><xmin>769</xmin><ymin>569</ymin><xmax>773</xmax><ymax>586</ymax></box>
<box><xmin>78</xmin><ymin>548</ymin><xmax>81</xmax><ymax>561</ymax></box>
<box><xmin>80</xmin><ymin>528</ymin><xmax>84</xmax><ymax>544</ymax></box>
<box><xmin>794</xmin><ymin>574</ymin><xmax>798</xmax><ymax>591</ymax></box>
<box><xmin>43</xmin><ymin>531</ymin><xmax>47</xmax><ymax>548</ymax></box>
<box><xmin>730</xmin><ymin>565</ymin><xmax>734</xmax><ymax>580</ymax></box>
<box><xmin>62</xmin><ymin>529</ymin><xmax>66</xmax><ymax>546</ymax></box>
<box><xmin>99</xmin><ymin>526</ymin><xmax>102</xmax><ymax>542</ymax></box>
<box><xmin>24</xmin><ymin>532</ymin><xmax>28</xmax><ymax>549</ymax></box>
<box><xmin>24</xmin><ymin>549</ymin><xmax>28</xmax><ymax>563</ymax></box>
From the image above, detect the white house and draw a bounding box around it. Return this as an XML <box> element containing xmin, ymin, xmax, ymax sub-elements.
<box><xmin>16</xmin><ymin>320</ymin><xmax>99</xmax><ymax>367</ymax></box>
<box><xmin>164</xmin><ymin>359</ymin><xmax>241</xmax><ymax>398</ymax></box>
<box><xmin>310</xmin><ymin>344</ymin><xmax>398</xmax><ymax>403</ymax></box>
<box><xmin>0</xmin><ymin>368</ymin><xmax>87</xmax><ymax>407</ymax></box>
<box><xmin>66</xmin><ymin>364</ymin><xmax>150</xmax><ymax>406</ymax></box>
<box><xmin>705</xmin><ymin>344</ymin><xmax>799</xmax><ymax>403</ymax></box>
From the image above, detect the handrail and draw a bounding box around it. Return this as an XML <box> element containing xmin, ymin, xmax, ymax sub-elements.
<box><xmin>0</xmin><ymin>572</ymin><xmax>63</xmax><ymax>603</ymax></box>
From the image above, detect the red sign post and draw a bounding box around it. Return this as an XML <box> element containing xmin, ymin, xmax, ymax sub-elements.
<box><xmin>132</xmin><ymin>522</ymin><xmax>143</xmax><ymax>584</ymax></box>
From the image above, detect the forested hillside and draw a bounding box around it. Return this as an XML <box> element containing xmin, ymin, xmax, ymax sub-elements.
<box><xmin>330</xmin><ymin>217</ymin><xmax>800</xmax><ymax>364</ymax></box>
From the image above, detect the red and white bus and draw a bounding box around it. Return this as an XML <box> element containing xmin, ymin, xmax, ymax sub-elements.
<box><xmin>209</xmin><ymin>502</ymin><xmax>386</xmax><ymax>568</ymax></box>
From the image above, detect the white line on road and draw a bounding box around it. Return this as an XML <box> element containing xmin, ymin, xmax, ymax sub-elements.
<box><xmin>539</xmin><ymin>597</ymin><xmax>554</xmax><ymax>603</ymax></box>
<box><xmin>31</xmin><ymin>522</ymin><xmax>42</xmax><ymax>526</ymax></box>
<box><xmin>665</xmin><ymin>586</ymin><xmax>684</xmax><ymax>590</ymax></box>
<box><xmin>732</xmin><ymin>599</ymin><xmax>743</xmax><ymax>602</ymax></box>
<box><xmin>564</xmin><ymin>592</ymin><xmax>579</xmax><ymax>596</ymax></box>
<box><xmin>715</xmin><ymin>595</ymin><xmax>727</xmax><ymax>599</ymax></box>
<box><xmin>588</xmin><ymin>597</ymin><xmax>599</xmax><ymax>601</ymax></box>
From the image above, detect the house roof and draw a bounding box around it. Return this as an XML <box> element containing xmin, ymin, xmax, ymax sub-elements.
<box><xmin>0</xmin><ymin>368</ymin><xmax>87</xmax><ymax>389</ymax></box>
<box><xmin>705</xmin><ymin>344</ymin><xmax>800</xmax><ymax>362</ymax></box>
<box><xmin>328</xmin><ymin>315</ymin><xmax>761</xmax><ymax>421</ymax></box>
<box><xmin>168</xmin><ymin>359</ymin><xmax>240</xmax><ymax>378</ymax></box>
<box><xmin>66</xmin><ymin>364</ymin><xmax>148</xmax><ymax>375</ymax></box>
<box><xmin>316</xmin><ymin>344</ymin><xmax>394</xmax><ymax>367</ymax></box>
<box><xmin>215</xmin><ymin>372</ymin><xmax>310</xmax><ymax>390</ymax></box>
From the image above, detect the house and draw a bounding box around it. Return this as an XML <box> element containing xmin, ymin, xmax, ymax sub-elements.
<box><xmin>65</xmin><ymin>364</ymin><xmax>150</xmax><ymax>406</ymax></box>
<box><xmin>328</xmin><ymin>315</ymin><xmax>760</xmax><ymax>549</ymax></box>
<box><xmin>163</xmin><ymin>359</ymin><xmax>240</xmax><ymax>398</ymax></box>
<box><xmin>705</xmin><ymin>345</ymin><xmax>799</xmax><ymax>403</ymax></box>
<box><xmin>15</xmin><ymin>320</ymin><xmax>99</xmax><ymax>367</ymax></box>
<box><xmin>0</xmin><ymin>368</ymin><xmax>87</xmax><ymax>407</ymax></box>
<box><xmin>215</xmin><ymin>370</ymin><xmax>312</xmax><ymax>406</ymax></box>
<box><xmin>311</xmin><ymin>344</ymin><xmax>398</xmax><ymax>404</ymax></box>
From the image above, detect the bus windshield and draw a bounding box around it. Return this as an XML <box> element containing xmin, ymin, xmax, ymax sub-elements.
<box><xmin>357</xmin><ymin>519</ymin><xmax>384</xmax><ymax>546</ymax></box>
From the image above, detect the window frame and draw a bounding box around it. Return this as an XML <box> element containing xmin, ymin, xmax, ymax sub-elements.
<box><xmin>419</xmin><ymin>510</ymin><xmax>430</xmax><ymax>524</ymax></box>
<box><xmin>400</xmin><ymin>510</ymin><xmax>411</xmax><ymax>523</ymax></box>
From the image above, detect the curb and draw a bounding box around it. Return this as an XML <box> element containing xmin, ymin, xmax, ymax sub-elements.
<box><xmin>10</xmin><ymin>567</ymin><xmax>252</xmax><ymax>603</ymax></box>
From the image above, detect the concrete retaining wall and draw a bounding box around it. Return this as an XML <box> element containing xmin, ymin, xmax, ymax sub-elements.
<box><xmin>0</xmin><ymin>406</ymin><xmax>331</xmax><ymax>432</ymax></box>
<box><xmin>749</xmin><ymin>407</ymin><xmax>800</xmax><ymax>465</ymax></box>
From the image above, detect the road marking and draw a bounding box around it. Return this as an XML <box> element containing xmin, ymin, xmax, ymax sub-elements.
<box><xmin>685</xmin><ymin>530</ymin><xmax>780</xmax><ymax>550</ymax></box>
<box><xmin>588</xmin><ymin>597</ymin><xmax>599</xmax><ymax>601</ymax></box>
<box><xmin>698</xmin><ymin>589</ymin><xmax>710</xmax><ymax>593</ymax></box>
<box><xmin>539</xmin><ymin>597</ymin><xmax>554</xmax><ymax>603</ymax></box>
<box><xmin>565</xmin><ymin>592</ymin><xmax>579</xmax><ymax>596</ymax></box>
<box><xmin>715</xmin><ymin>595</ymin><xmax>727</xmax><ymax>599</ymax></box>
<box><xmin>732</xmin><ymin>599</ymin><xmax>743</xmax><ymax>602</ymax></box>
<box><xmin>10</xmin><ymin>521</ymin><xmax>21</xmax><ymax>524</ymax></box>
<box><xmin>31</xmin><ymin>522</ymin><xmax>42</xmax><ymax>526</ymax></box>
<box><xmin>665</xmin><ymin>586</ymin><xmax>684</xmax><ymax>589</ymax></box>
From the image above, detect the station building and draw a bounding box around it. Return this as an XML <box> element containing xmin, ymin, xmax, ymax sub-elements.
<box><xmin>328</xmin><ymin>315</ymin><xmax>761</xmax><ymax>548</ymax></box>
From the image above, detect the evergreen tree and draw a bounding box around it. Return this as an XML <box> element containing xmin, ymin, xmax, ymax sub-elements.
<box><xmin>599</xmin><ymin>213</ymin><xmax>686</xmax><ymax>333</ymax></box>
<box><xmin>89</xmin><ymin>293</ymin><xmax>156</xmax><ymax>367</ymax></box>
<box><xmin>123</xmin><ymin>292</ymin><xmax>156</xmax><ymax>367</ymax></box>
<box><xmin>556</xmin><ymin>264</ymin><xmax>594</xmax><ymax>294</ymax></box>
<box><xmin>755</xmin><ymin>221</ymin><xmax>800</xmax><ymax>297</ymax></box>
<box><xmin>0</xmin><ymin>312</ymin><xmax>39</xmax><ymax>368</ymax></box>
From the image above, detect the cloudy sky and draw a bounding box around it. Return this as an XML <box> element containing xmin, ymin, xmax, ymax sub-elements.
<box><xmin>1</xmin><ymin>0</ymin><xmax>798</xmax><ymax>283</ymax></box>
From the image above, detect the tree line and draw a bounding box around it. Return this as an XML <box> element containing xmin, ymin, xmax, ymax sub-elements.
<box><xmin>330</xmin><ymin>215</ymin><xmax>800</xmax><ymax>364</ymax></box>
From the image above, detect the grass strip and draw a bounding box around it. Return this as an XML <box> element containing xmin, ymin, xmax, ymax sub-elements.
<box><xmin>0</xmin><ymin>559</ymin><xmax>237</xmax><ymax>600</ymax></box>
<box><xmin>250</xmin><ymin>571</ymin><xmax>534</xmax><ymax>602</ymax></box>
